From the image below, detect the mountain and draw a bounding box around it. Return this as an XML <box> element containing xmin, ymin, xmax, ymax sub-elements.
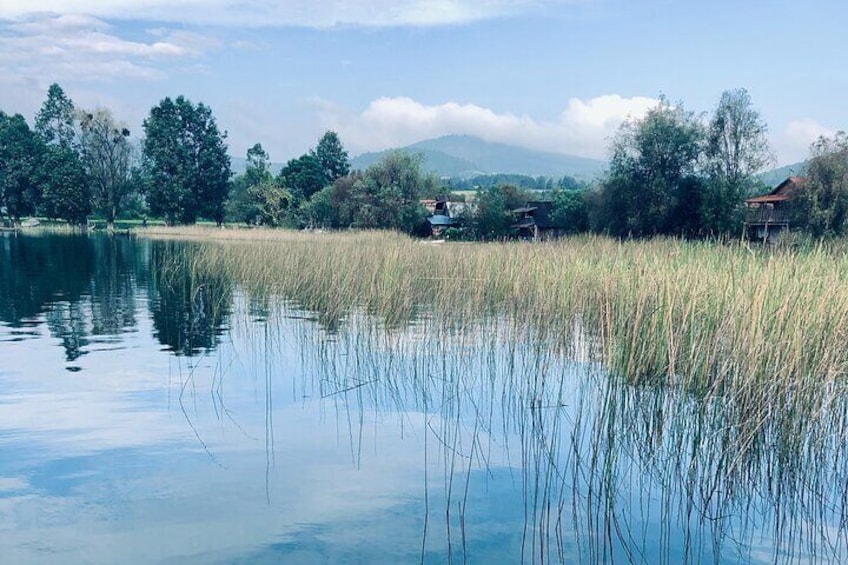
<box><xmin>757</xmin><ymin>161</ymin><xmax>807</xmax><ymax>187</ymax></box>
<box><xmin>351</xmin><ymin>135</ymin><xmax>607</xmax><ymax>180</ymax></box>
<box><xmin>230</xmin><ymin>156</ymin><xmax>286</xmax><ymax>176</ymax></box>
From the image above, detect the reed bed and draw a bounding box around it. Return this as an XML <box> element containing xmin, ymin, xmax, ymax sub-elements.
<box><xmin>143</xmin><ymin>227</ymin><xmax>848</xmax><ymax>393</ymax></box>
<box><xmin>145</xmin><ymin>226</ymin><xmax>848</xmax><ymax>561</ymax></box>
<box><xmin>144</xmin><ymin>228</ymin><xmax>848</xmax><ymax>486</ymax></box>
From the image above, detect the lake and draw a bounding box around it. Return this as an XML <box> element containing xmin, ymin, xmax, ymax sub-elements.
<box><xmin>1</xmin><ymin>233</ymin><xmax>846</xmax><ymax>563</ymax></box>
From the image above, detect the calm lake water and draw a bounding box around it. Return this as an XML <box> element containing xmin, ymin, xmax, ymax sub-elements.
<box><xmin>1</xmin><ymin>233</ymin><xmax>847</xmax><ymax>564</ymax></box>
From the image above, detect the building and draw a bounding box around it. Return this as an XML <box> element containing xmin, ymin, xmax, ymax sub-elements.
<box><xmin>744</xmin><ymin>177</ymin><xmax>805</xmax><ymax>243</ymax></box>
<box><xmin>511</xmin><ymin>201</ymin><xmax>567</xmax><ymax>241</ymax></box>
<box><xmin>422</xmin><ymin>197</ymin><xmax>454</xmax><ymax>237</ymax></box>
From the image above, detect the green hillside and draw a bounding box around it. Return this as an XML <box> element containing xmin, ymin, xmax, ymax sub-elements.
<box><xmin>351</xmin><ymin>135</ymin><xmax>606</xmax><ymax>180</ymax></box>
<box><xmin>757</xmin><ymin>161</ymin><xmax>807</xmax><ymax>187</ymax></box>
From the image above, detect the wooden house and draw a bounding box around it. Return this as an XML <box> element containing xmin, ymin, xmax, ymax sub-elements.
<box><xmin>511</xmin><ymin>201</ymin><xmax>567</xmax><ymax>241</ymax></box>
<box><xmin>422</xmin><ymin>197</ymin><xmax>454</xmax><ymax>237</ymax></box>
<box><xmin>744</xmin><ymin>177</ymin><xmax>805</xmax><ymax>243</ymax></box>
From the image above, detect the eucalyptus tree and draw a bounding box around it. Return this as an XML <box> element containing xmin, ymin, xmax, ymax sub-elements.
<box><xmin>77</xmin><ymin>107</ymin><xmax>135</xmax><ymax>231</ymax></box>
<box><xmin>34</xmin><ymin>83</ymin><xmax>90</xmax><ymax>225</ymax></box>
<box><xmin>142</xmin><ymin>96</ymin><xmax>231</xmax><ymax>225</ymax></box>
<box><xmin>703</xmin><ymin>88</ymin><xmax>772</xmax><ymax>234</ymax></box>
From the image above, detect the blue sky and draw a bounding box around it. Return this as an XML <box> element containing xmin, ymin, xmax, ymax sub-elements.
<box><xmin>1</xmin><ymin>0</ymin><xmax>845</xmax><ymax>167</ymax></box>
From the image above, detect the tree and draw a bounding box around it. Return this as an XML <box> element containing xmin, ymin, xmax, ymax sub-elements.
<box><xmin>39</xmin><ymin>147</ymin><xmax>91</xmax><ymax>225</ymax></box>
<box><xmin>550</xmin><ymin>188</ymin><xmax>589</xmax><ymax>234</ymax></box>
<box><xmin>35</xmin><ymin>83</ymin><xmax>76</xmax><ymax>148</ymax></box>
<box><xmin>245</xmin><ymin>143</ymin><xmax>272</xmax><ymax>187</ymax></box>
<box><xmin>249</xmin><ymin>181</ymin><xmax>292</xmax><ymax>226</ymax></box>
<box><xmin>597</xmin><ymin>98</ymin><xmax>705</xmax><ymax>237</ymax></box>
<box><xmin>279</xmin><ymin>153</ymin><xmax>326</xmax><ymax>202</ymax></box>
<box><xmin>472</xmin><ymin>184</ymin><xmax>529</xmax><ymax>240</ymax></box>
<box><xmin>359</xmin><ymin>151</ymin><xmax>435</xmax><ymax>233</ymax></box>
<box><xmin>34</xmin><ymin>84</ymin><xmax>91</xmax><ymax>226</ymax></box>
<box><xmin>315</xmin><ymin>131</ymin><xmax>350</xmax><ymax>182</ymax></box>
<box><xmin>703</xmin><ymin>88</ymin><xmax>772</xmax><ymax>234</ymax></box>
<box><xmin>77</xmin><ymin>108</ymin><xmax>135</xmax><ymax>231</ymax></box>
<box><xmin>142</xmin><ymin>96</ymin><xmax>231</xmax><ymax>225</ymax></box>
<box><xmin>0</xmin><ymin>112</ymin><xmax>43</xmax><ymax>226</ymax></box>
<box><xmin>792</xmin><ymin>132</ymin><xmax>848</xmax><ymax>237</ymax></box>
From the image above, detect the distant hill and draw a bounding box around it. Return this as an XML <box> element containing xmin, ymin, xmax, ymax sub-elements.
<box><xmin>351</xmin><ymin>135</ymin><xmax>607</xmax><ymax>180</ymax></box>
<box><xmin>230</xmin><ymin>156</ymin><xmax>286</xmax><ymax>176</ymax></box>
<box><xmin>758</xmin><ymin>161</ymin><xmax>807</xmax><ymax>187</ymax></box>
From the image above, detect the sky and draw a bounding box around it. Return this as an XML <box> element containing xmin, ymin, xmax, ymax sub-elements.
<box><xmin>0</xmin><ymin>0</ymin><xmax>846</xmax><ymax>168</ymax></box>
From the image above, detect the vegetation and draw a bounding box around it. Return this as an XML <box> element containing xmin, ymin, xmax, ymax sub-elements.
<box><xmin>78</xmin><ymin>108</ymin><xmax>136</xmax><ymax>231</ymax></box>
<box><xmin>4</xmin><ymin>82</ymin><xmax>848</xmax><ymax>243</ymax></box>
<box><xmin>791</xmin><ymin>131</ymin><xmax>848</xmax><ymax>237</ymax></box>
<box><xmin>35</xmin><ymin>84</ymin><xmax>91</xmax><ymax>226</ymax></box>
<box><xmin>0</xmin><ymin>112</ymin><xmax>43</xmax><ymax>224</ymax></box>
<box><xmin>593</xmin><ymin>90</ymin><xmax>771</xmax><ymax>237</ymax></box>
<box><xmin>139</xmin><ymin>226</ymin><xmax>848</xmax><ymax>558</ymax></box>
<box><xmin>142</xmin><ymin>227</ymin><xmax>848</xmax><ymax>399</ymax></box>
<box><xmin>142</xmin><ymin>95</ymin><xmax>231</xmax><ymax>225</ymax></box>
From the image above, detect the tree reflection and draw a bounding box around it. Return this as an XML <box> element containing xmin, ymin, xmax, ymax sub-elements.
<box><xmin>147</xmin><ymin>240</ymin><xmax>232</xmax><ymax>356</ymax></box>
<box><xmin>0</xmin><ymin>233</ymin><xmax>143</xmax><ymax>363</ymax></box>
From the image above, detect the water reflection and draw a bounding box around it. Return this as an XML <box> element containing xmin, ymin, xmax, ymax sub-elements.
<box><xmin>0</xmin><ymin>233</ymin><xmax>232</xmax><ymax>361</ymax></box>
<box><xmin>147</xmin><ymin>241</ymin><xmax>232</xmax><ymax>356</ymax></box>
<box><xmin>1</xmin><ymin>234</ymin><xmax>847</xmax><ymax>563</ymax></box>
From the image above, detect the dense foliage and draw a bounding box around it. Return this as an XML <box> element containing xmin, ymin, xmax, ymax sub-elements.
<box><xmin>593</xmin><ymin>91</ymin><xmax>771</xmax><ymax>238</ymax></box>
<box><xmin>142</xmin><ymin>96</ymin><xmax>231</xmax><ymax>225</ymax></box>
<box><xmin>791</xmin><ymin>132</ymin><xmax>848</xmax><ymax>237</ymax></box>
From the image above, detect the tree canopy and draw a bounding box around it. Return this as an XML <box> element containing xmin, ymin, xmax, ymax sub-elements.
<box><xmin>142</xmin><ymin>96</ymin><xmax>231</xmax><ymax>225</ymax></box>
<box><xmin>78</xmin><ymin>107</ymin><xmax>135</xmax><ymax>229</ymax></box>
<box><xmin>0</xmin><ymin>112</ymin><xmax>42</xmax><ymax>225</ymax></box>
<box><xmin>596</xmin><ymin>98</ymin><xmax>705</xmax><ymax>237</ymax></box>
<box><xmin>792</xmin><ymin>132</ymin><xmax>848</xmax><ymax>237</ymax></box>
<box><xmin>35</xmin><ymin>84</ymin><xmax>91</xmax><ymax>225</ymax></box>
<box><xmin>315</xmin><ymin>131</ymin><xmax>350</xmax><ymax>182</ymax></box>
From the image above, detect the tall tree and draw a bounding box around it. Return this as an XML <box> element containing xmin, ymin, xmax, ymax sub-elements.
<box><xmin>597</xmin><ymin>98</ymin><xmax>705</xmax><ymax>237</ymax></box>
<box><xmin>34</xmin><ymin>83</ymin><xmax>76</xmax><ymax>148</ymax></box>
<box><xmin>315</xmin><ymin>131</ymin><xmax>350</xmax><ymax>182</ymax></box>
<box><xmin>142</xmin><ymin>96</ymin><xmax>231</xmax><ymax>225</ymax></box>
<box><xmin>703</xmin><ymin>88</ymin><xmax>772</xmax><ymax>234</ymax></box>
<box><xmin>34</xmin><ymin>84</ymin><xmax>90</xmax><ymax>225</ymax></box>
<box><xmin>0</xmin><ymin>112</ymin><xmax>43</xmax><ymax>226</ymax></box>
<box><xmin>792</xmin><ymin>132</ymin><xmax>848</xmax><ymax>237</ymax></box>
<box><xmin>77</xmin><ymin>108</ymin><xmax>135</xmax><ymax>231</ymax></box>
<box><xmin>245</xmin><ymin>143</ymin><xmax>272</xmax><ymax>186</ymax></box>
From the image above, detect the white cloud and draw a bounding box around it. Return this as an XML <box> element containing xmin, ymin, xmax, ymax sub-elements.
<box><xmin>317</xmin><ymin>94</ymin><xmax>659</xmax><ymax>159</ymax></box>
<box><xmin>0</xmin><ymin>13</ymin><xmax>216</xmax><ymax>85</ymax></box>
<box><xmin>774</xmin><ymin>119</ymin><xmax>838</xmax><ymax>165</ymax></box>
<box><xmin>0</xmin><ymin>1</ymin><xmax>579</xmax><ymax>28</ymax></box>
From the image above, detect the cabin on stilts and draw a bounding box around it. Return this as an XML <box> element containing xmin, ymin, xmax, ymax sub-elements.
<box><xmin>744</xmin><ymin>176</ymin><xmax>805</xmax><ymax>243</ymax></box>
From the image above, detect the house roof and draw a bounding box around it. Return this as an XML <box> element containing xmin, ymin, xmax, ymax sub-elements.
<box><xmin>427</xmin><ymin>214</ymin><xmax>453</xmax><ymax>226</ymax></box>
<box><xmin>745</xmin><ymin>176</ymin><xmax>805</xmax><ymax>204</ymax></box>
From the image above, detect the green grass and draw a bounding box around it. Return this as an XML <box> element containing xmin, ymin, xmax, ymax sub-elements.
<box><xmin>139</xmin><ymin>227</ymin><xmax>848</xmax><ymax>391</ymax></box>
